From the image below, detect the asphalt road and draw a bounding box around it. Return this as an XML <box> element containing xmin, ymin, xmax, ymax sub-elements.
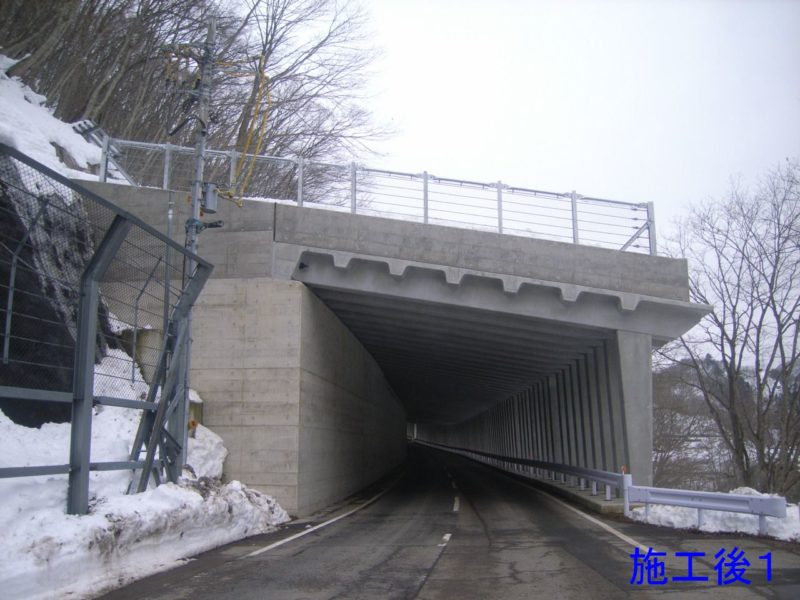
<box><xmin>99</xmin><ymin>445</ymin><xmax>800</xmax><ymax>599</ymax></box>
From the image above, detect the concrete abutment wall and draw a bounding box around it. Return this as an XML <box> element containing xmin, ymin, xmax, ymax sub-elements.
<box><xmin>193</xmin><ymin>278</ymin><xmax>405</xmax><ymax>516</ymax></box>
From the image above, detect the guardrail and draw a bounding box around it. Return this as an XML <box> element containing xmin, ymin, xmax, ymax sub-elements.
<box><xmin>627</xmin><ymin>485</ymin><xmax>787</xmax><ymax>535</ymax></box>
<box><xmin>418</xmin><ymin>440</ymin><xmax>790</xmax><ymax>536</ymax></box>
<box><xmin>98</xmin><ymin>137</ymin><xmax>657</xmax><ymax>255</ymax></box>
<box><xmin>415</xmin><ymin>440</ymin><xmax>628</xmax><ymax>502</ymax></box>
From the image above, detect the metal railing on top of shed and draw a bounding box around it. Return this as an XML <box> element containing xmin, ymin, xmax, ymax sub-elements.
<box><xmin>97</xmin><ymin>136</ymin><xmax>657</xmax><ymax>256</ymax></box>
<box><xmin>0</xmin><ymin>143</ymin><xmax>213</xmax><ymax>514</ymax></box>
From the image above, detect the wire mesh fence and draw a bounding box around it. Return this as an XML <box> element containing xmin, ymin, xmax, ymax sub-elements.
<box><xmin>102</xmin><ymin>138</ymin><xmax>657</xmax><ymax>255</ymax></box>
<box><xmin>0</xmin><ymin>143</ymin><xmax>212</xmax><ymax>513</ymax></box>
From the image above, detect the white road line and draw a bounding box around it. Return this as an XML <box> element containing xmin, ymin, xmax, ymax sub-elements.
<box><xmin>450</xmin><ymin>480</ymin><xmax>457</xmax><ymax>490</ymax></box>
<box><xmin>438</xmin><ymin>533</ymin><xmax>452</xmax><ymax>547</ymax></box>
<box><xmin>529</xmin><ymin>487</ymin><xmax>646</xmax><ymax>550</ymax></box>
<box><xmin>242</xmin><ymin>475</ymin><xmax>401</xmax><ymax>559</ymax></box>
<box><xmin>452</xmin><ymin>496</ymin><xmax>460</xmax><ymax>512</ymax></box>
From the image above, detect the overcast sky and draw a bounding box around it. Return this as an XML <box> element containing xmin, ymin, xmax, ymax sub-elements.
<box><xmin>362</xmin><ymin>0</ymin><xmax>800</xmax><ymax>240</ymax></box>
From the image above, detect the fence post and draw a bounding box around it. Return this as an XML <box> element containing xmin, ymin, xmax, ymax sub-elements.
<box><xmin>68</xmin><ymin>216</ymin><xmax>132</xmax><ymax>515</ymax></box>
<box><xmin>350</xmin><ymin>162</ymin><xmax>357</xmax><ymax>213</ymax></box>
<box><xmin>423</xmin><ymin>171</ymin><xmax>429</xmax><ymax>224</ymax></box>
<box><xmin>571</xmin><ymin>190</ymin><xmax>579</xmax><ymax>244</ymax></box>
<box><xmin>297</xmin><ymin>158</ymin><xmax>304</xmax><ymax>206</ymax></box>
<box><xmin>497</xmin><ymin>180</ymin><xmax>503</xmax><ymax>234</ymax></box>
<box><xmin>99</xmin><ymin>134</ymin><xmax>109</xmax><ymax>182</ymax></box>
<box><xmin>646</xmin><ymin>202</ymin><xmax>657</xmax><ymax>255</ymax></box>
<box><xmin>163</xmin><ymin>143</ymin><xmax>172</xmax><ymax>190</ymax></box>
<box><xmin>229</xmin><ymin>150</ymin><xmax>238</xmax><ymax>189</ymax></box>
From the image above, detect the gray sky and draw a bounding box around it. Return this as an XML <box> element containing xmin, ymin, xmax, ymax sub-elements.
<box><xmin>363</xmin><ymin>0</ymin><xmax>800</xmax><ymax>240</ymax></box>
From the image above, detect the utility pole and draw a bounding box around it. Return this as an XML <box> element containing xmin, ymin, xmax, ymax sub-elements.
<box><xmin>172</xmin><ymin>16</ymin><xmax>217</xmax><ymax>475</ymax></box>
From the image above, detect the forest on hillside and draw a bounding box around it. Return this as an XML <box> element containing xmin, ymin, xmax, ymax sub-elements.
<box><xmin>0</xmin><ymin>0</ymin><xmax>383</xmax><ymax>164</ymax></box>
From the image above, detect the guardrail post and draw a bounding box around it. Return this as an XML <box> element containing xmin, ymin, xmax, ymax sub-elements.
<box><xmin>297</xmin><ymin>158</ymin><xmax>304</xmax><ymax>206</ymax></box>
<box><xmin>99</xmin><ymin>134</ymin><xmax>109</xmax><ymax>182</ymax></box>
<box><xmin>350</xmin><ymin>162</ymin><xmax>357</xmax><ymax>213</ymax></box>
<box><xmin>697</xmin><ymin>508</ymin><xmax>704</xmax><ymax>529</ymax></box>
<box><xmin>622</xmin><ymin>474</ymin><xmax>632</xmax><ymax>516</ymax></box>
<box><xmin>758</xmin><ymin>515</ymin><xmax>767</xmax><ymax>536</ymax></box>
<box><xmin>591</xmin><ymin>480</ymin><xmax>598</xmax><ymax>496</ymax></box>
<box><xmin>497</xmin><ymin>180</ymin><xmax>503</xmax><ymax>234</ymax></box>
<box><xmin>646</xmin><ymin>202</ymin><xmax>657</xmax><ymax>255</ymax></box>
<box><xmin>571</xmin><ymin>190</ymin><xmax>579</xmax><ymax>244</ymax></box>
<box><xmin>605</xmin><ymin>484</ymin><xmax>612</xmax><ymax>501</ymax></box>
<box><xmin>163</xmin><ymin>143</ymin><xmax>172</xmax><ymax>190</ymax></box>
<box><xmin>423</xmin><ymin>171</ymin><xmax>429</xmax><ymax>224</ymax></box>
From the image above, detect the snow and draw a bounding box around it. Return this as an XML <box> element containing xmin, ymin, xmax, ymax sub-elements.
<box><xmin>0</xmin><ymin>352</ymin><xmax>289</xmax><ymax>600</ymax></box>
<box><xmin>630</xmin><ymin>487</ymin><xmax>800</xmax><ymax>542</ymax></box>
<box><xmin>0</xmin><ymin>55</ymin><xmax>101</xmax><ymax>180</ymax></box>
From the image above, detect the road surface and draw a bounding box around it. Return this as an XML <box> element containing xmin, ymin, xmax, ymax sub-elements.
<box><xmin>100</xmin><ymin>444</ymin><xmax>800</xmax><ymax>599</ymax></box>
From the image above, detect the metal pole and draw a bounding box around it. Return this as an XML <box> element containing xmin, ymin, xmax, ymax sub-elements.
<box><xmin>350</xmin><ymin>162</ymin><xmax>357</xmax><ymax>213</ymax></box>
<box><xmin>646</xmin><ymin>202</ymin><xmax>657</xmax><ymax>255</ymax></box>
<box><xmin>571</xmin><ymin>191</ymin><xmax>579</xmax><ymax>244</ymax></box>
<box><xmin>423</xmin><ymin>171</ymin><xmax>429</xmax><ymax>224</ymax></box>
<box><xmin>297</xmin><ymin>158</ymin><xmax>304</xmax><ymax>206</ymax></box>
<box><xmin>497</xmin><ymin>180</ymin><xmax>503</xmax><ymax>234</ymax></box>
<box><xmin>163</xmin><ymin>143</ymin><xmax>172</xmax><ymax>190</ymax></box>
<box><xmin>68</xmin><ymin>216</ymin><xmax>131</xmax><ymax>514</ymax></box>
<box><xmin>180</xmin><ymin>16</ymin><xmax>216</xmax><ymax>470</ymax></box>
<box><xmin>229</xmin><ymin>150</ymin><xmax>238</xmax><ymax>189</ymax></box>
<box><xmin>99</xmin><ymin>134</ymin><xmax>109</xmax><ymax>182</ymax></box>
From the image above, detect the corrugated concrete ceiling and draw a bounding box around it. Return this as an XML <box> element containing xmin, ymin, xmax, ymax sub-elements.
<box><xmin>309</xmin><ymin>286</ymin><xmax>613</xmax><ymax>426</ymax></box>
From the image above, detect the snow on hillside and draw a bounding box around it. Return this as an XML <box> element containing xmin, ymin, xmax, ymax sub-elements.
<box><xmin>0</xmin><ymin>55</ymin><xmax>101</xmax><ymax>179</ymax></box>
<box><xmin>1</xmin><ymin>56</ymin><xmax>290</xmax><ymax>599</ymax></box>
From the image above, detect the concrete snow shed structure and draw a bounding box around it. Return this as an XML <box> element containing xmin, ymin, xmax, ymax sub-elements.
<box><xmin>80</xmin><ymin>181</ymin><xmax>708</xmax><ymax>516</ymax></box>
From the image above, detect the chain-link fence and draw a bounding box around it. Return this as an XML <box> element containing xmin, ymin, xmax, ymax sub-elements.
<box><xmin>0</xmin><ymin>143</ymin><xmax>212</xmax><ymax>514</ymax></box>
<box><xmin>102</xmin><ymin>137</ymin><xmax>657</xmax><ymax>255</ymax></box>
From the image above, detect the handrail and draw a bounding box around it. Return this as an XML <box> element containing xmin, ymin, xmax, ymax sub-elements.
<box><xmin>98</xmin><ymin>136</ymin><xmax>657</xmax><ymax>255</ymax></box>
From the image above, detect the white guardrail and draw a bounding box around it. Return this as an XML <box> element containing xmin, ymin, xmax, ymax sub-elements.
<box><xmin>418</xmin><ymin>440</ymin><xmax>789</xmax><ymax>536</ymax></box>
<box><xmin>627</xmin><ymin>485</ymin><xmax>787</xmax><ymax>536</ymax></box>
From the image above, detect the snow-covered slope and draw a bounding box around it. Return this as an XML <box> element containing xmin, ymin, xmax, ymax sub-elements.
<box><xmin>0</xmin><ymin>57</ymin><xmax>289</xmax><ymax>600</ymax></box>
<box><xmin>0</xmin><ymin>55</ymin><xmax>101</xmax><ymax>179</ymax></box>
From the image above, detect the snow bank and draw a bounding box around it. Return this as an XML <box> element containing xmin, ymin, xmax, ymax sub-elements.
<box><xmin>0</xmin><ymin>352</ymin><xmax>289</xmax><ymax>600</ymax></box>
<box><xmin>0</xmin><ymin>55</ymin><xmax>100</xmax><ymax>179</ymax></box>
<box><xmin>630</xmin><ymin>487</ymin><xmax>800</xmax><ymax>542</ymax></box>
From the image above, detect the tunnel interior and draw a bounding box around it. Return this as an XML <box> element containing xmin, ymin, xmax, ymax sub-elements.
<box><xmin>291</xmin><ymin>248</ymin><xmax>702</xmax><ymax>486</ymax></box>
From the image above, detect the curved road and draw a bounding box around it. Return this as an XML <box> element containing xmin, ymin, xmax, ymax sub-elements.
<box><xmin>101</xmin><ymin>445</ymin><xmax>800</xmax><ymax>599</ymax></box>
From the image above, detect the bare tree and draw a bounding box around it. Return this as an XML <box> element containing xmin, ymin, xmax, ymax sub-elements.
<box><xmin>1</xmin><ymin>0</ymin><xmax>386</xmax><ymax>198</ymax></box>
<box><xmin>664</xmin><ymin>160</ymin><xmax>800</xmax><ymax>499</ymax></box>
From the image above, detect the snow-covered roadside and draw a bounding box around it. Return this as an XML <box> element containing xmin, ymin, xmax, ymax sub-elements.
<box><xmin>0</xmin><ymin>351</ymin><xmax>289</xmax><ymax>600</ymax></box>
<box><xmin>629</xmin><ymin>487</ymin><xmax>800</xmax><ymax>542</ymax></box>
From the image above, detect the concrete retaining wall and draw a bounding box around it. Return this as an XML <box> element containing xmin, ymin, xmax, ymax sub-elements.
<box><xmin>192</xmin><ymin>278</ymin><xmax>405</xmax><ymax>516</ymax></box>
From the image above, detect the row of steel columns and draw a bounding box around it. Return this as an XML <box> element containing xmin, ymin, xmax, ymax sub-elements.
<box><xmin>416</xmin><ymin>331</ymin><xmax>653</xmax><ymax>484</ymax></box>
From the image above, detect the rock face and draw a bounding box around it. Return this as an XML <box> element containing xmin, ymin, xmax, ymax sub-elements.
<box><xmin>0</xmin><ymin>154</ymin><xmax>113</xmax><ymax>426</ymax></box>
